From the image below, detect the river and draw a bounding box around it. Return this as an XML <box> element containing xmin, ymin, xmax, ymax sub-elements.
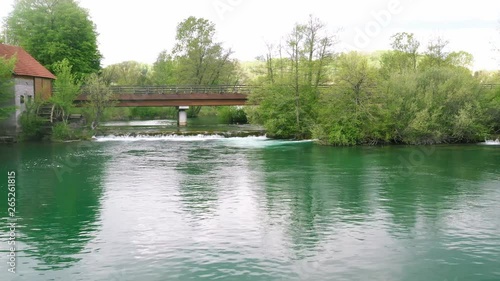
<box><xmin>0</xmin><ymin>133</ymin><xmax>499</xmax><ymax>280</ymax></box>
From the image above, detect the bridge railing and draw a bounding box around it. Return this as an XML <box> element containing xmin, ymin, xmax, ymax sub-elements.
<box><xmin>78</xmin><ymin>85</ymin><xmax>257</xmax><ymax>95</ymax></box>
<box><xmin>70</xmin><ymin>83</ymin><xmax>500</xmax><ymax>95</ymax></box>
<box><xmin>480</xmin><ymin>83</ymin><xmax>499</xmax><ymax>90</ymax></box>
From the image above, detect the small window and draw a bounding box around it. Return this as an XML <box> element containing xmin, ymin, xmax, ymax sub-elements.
<box><xmin>20</xmin><ymin>95</ymin><xmax>24</xmax><ymax>104</ymax></box>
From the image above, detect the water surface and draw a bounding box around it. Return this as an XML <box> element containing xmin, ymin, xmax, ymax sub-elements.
<box><xmin>0</xmin><ymin>137</ymin><xmax>499</xmax><ymax>281</ymax></box>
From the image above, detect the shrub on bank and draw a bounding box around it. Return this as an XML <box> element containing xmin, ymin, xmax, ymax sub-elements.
<box><xmin>20</xmin><ymin>114</ymin><xmax>46</xmax><ymax>141</ymax></box>
<box><xmin>129</xmin><ymin>107</ymin><xmax>176</xmax><ymax>120</ymax></box>
<box><xmin>52</xmin><ymin>122</ymin><xmax>72</xmax><ymax>140</ymax></box>
<box><xmin>51</xmin><ymin>122</ymin><xmax>94</xmax><ymax>141</ymax></box>
<box><xmin>217</xmin><ymin>106</ymin><xmax>248</xmax><ymax>124</ymax></box>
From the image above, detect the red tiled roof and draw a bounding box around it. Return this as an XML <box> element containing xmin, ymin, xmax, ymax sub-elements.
<box><xmin>0</xmin><ymin>44</ymin><xmax>56</xmax><ymax>80</ymax></box>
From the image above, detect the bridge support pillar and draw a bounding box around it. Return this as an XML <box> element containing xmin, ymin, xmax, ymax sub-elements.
<box><xmin>178</xmin><ymin>106</ymin><xmax>189</xmax><ymax>127</ymax></box>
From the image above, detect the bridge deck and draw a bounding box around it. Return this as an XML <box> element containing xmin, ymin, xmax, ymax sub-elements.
<box><xmin>71</xmin><ymin>83</ymin><xmax>499</xmax><ymax>107</ymax></box>
<box><xmin>74</xmin><ymin>85</ymin><xmax>251</xmax><ymax>107</ymax></box>
<box><xmin>75</xmin><ymin>93</ymin><xmax>248</xmax><ymax>107</ymax></box>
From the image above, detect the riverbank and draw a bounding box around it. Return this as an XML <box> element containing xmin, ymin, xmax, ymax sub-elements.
<box><xmin>4</xmin><ymin>130</ymin><xmax>499</xmax><ymax>146</ymax></box>
<box><xmin>4</xmin><ymin>114</ymin><xmax>499</xmax><ymax>145</ymax></box>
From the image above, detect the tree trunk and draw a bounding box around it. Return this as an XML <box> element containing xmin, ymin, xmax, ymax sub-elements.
<box><xmin>294</xmin><ymin>45</ymin><xmax>300</xmax><ymax>138</ymax></box>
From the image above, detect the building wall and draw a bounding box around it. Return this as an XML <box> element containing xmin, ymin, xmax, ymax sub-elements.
<box><xmin>15</xmin><ymin>77</ymin><xmax>35</xmax><ymax>128</ymax></box>
<box><xmin>35</xmin><ymin>77</ymin><xmax>53</xmax><ymax>100</ymax></box>
<box><xmin>0</xmin><ymin>77</ymin><xmax>35</xmax><ymax>136</ymax></box>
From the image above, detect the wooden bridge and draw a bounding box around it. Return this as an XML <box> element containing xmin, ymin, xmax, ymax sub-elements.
<box><xmin>74</xmin><ymin>85</ymin><xmax>254</xmax><ymax>107</ymax></box>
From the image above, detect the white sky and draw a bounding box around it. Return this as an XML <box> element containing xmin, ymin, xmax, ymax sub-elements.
<box><xmin>1</xmin><ymin>0</ymin><xmax>500</xmax><ymax>70</ymax></box>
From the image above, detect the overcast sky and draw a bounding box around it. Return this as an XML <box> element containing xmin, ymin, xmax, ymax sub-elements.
<box><xmin>1</xmin><ymin>0</ymin><xmax>500</xmax><ymax>70</ymax></box>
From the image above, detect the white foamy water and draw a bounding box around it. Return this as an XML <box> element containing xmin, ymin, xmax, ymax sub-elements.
<box><xmin>481</xmin><ymin>140</ymin><xmax>500</xmax><ymax>145</ymax></box>
<box><xmin>93</xmin><ymin>134</ymin><xmax>314</xmax><ymax>147</ymax></box>
<box><xmin>221</xmin><ymin>136</ymin><xmax>313</xmax><ymax>148</ymax></box>
<box><xmin>101</xmin><ymin>119</ymin><xmax>177</xmax><ymax>127</ymax></box>
<box><xmin>94</xmin><ymin>134</ymin><xmax>226</xmax><ymax>142</ymax></box>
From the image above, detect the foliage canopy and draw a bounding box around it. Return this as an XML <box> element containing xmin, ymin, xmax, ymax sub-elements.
<box><xmin>0</xmin><ymin>56</ymin><xmax>16</xmax><ymax>120</ymax></box>
<box><xmin>5</xmin><ymin>0</ymin><xmax>101</xmax><ymax>78</ymax></box>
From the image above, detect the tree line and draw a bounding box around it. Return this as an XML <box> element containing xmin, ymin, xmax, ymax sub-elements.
<box><xmin>1</xmin><ymin>0</ymin><xmax>499</xmax><ymax>143</ymax></box>
<box><xmin>248</xmin><ymin>20</ymin><xmax>500</xmax><ymax>145</ymax></box>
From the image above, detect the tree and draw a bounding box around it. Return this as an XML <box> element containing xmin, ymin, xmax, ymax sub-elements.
<box><xmin>391</xmin><ymin>32</ymin><xmax>420</xmax><ymax>71</ymax></box>
<box><xmin>52</xmin><ymin>59</ymin><xmax>81</xmax><ymax>123</ymax></box>
<box><xmin>101</xmin><ymin>61</ymin><xmax>151</xmax><ymax>86</ymax></box>
<box><xmin>445</xmin><ymin>51</ymin><xmax>474</xmax><ymax>69</ymax></box>
<box><xmin>0</xmin><ymin>56</ymin><xmax>16</xmax><ymax>120</ymax></box>
<box><xmin>286</xmin><ymin>23</ymin><xmax>306</xmax><ymax>135</ymax></box>
<box><xmin>313</xmin><ymin>52</ymin><xmax>379</xmax><ymax>145</ymax></box>
<box><xmin>303</xmin><ymin>15</ymin><xmax>336</xmax><ymax>87</ymax></box>
<box><xmin>376</xmin><ymin>71</ymin><xmax>420</xmax><ymax>143</ymax></box>
<box><xmin>413</xmin><ymin>67</ymin><xmax>485</xmax><ymax>143</ymax></box>
<box><xmin>5</xmin><ymin>0</ymin><xmax>101</xmax><ymax>78</ymax></box>
<box><xmin>172</xmin><ymin>16</ymin><xmax>238</xmax><ymax>116</ymax></box>
<box><xmin>483</xmin><ymin>86</ymin><xmax>500</xmax><ymax>135</ymax></box>
<box><xmin>85</xmin><ymin>74</ymin><xmax>114</xmax><ymax>129</ymax></box>
<box><xmin>380</xmin><ymin>32</ymin><xmax>420</xmax><ymax>78</ymax></box>
<box><xmin>250</xmin><ymin>15</ymin><xmax>336</xmax><ymax>139</ymax></box>
<box><xmin>151</xmin><ymin>51</ymin><xmax>177</xmax><ymax>85</ymax></box>
<box><xmin>173</xmin><ymin>16</ymin><xmax>236</xmax><ymax>85</ymax></box>
<box><xmin>419</xmin><ymin>37</ymin><xmax>449</xmax><ymax>68</ymax></box>
<box><xmin>252</xmin><ymin>27</ymin><xmax>493</xmax><ymax>145</ymax></box>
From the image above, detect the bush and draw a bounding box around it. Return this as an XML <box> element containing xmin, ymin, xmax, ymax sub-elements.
<box><xmin>52</xmin><ymin>122</ymin><xmax>72</xmax><ymax>141</ymax></box>
<box><xmin>129</xmin><ymin>107</ymin><xmax>176</xmax><ymax>120</ymax></box>
<box><xmin>51</xmin><ymin>122</ymin><xmax>93</xmax><ymax>141</ymax></box>
<box><xmin>20</xmin><ymin>114</ymin><xmax>46</xmax><ymax>141</ymax></box>
<box><xmin>197</xmin><ymin>106</ymin><xmax>218</xmax><ymax>116</ymax></box>
<box><xmin>217</xmin><ymin>106</ymin><xmax>248</xmax><ymax>124</ymax></box>
<box><xmin>249</xmin><ymin>84</ymin><xmax>316</xmax><ymax>139</ymax></box>
<box><xmin>103</xmin><ymin>107</ymin><xmax>132</xmax><ymax>121</ymax></box>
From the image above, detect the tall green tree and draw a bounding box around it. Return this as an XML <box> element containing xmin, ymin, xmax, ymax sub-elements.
<box><xmin>250</xmin><ymin>15</ymin><xmax>336</xmax><ymax>139</ymax></box>
<box><xmin>419</xmin><ymin>37</ymin><xmax>450</xmax><ymax>69</ymax></box>
<box><xmin>0</xmin><ymin>56</ymin><xmax>16</xmax><ymax>120</ymax></box>
<box><xmin>410</xmin><ymin>66</ymin><xmax>485</xmax><ymax>143</ymax></box>
<box><xmin>483</xmin><ymin>86</ymin><xmax>500</xmax><ymax>134</ymax></box>
<box><xmin>173</xmin><ymin>16</ymin><xmax>236</xmax><ymax>85</ymax></box>
<box><xmin>51</xmin><ymin>59</ymin><xmax>81</xmax><ymax>122</ymax></box>
<box><xmin>5</xmin><ymin>0</ymin><xmax>101</xmax><ymax>78</ymax></box>
<box><xmin>313</xmin><ymin>52</ymin><xmax>379</xmax><ymax>145</ymax></box>
<box><xmin>172</xmin><ymin>16</ymin><xmax>238</xmax><ymax>116</ymax></box>
<box><xmin>380</xmin><ymin>32</ymin><xmax>420</xmax><ymax>78</ymax></box>
<box><xmin>287</xmin><ymin>23</ymin><xmax>306</xmax><ymax>135</ymax></box>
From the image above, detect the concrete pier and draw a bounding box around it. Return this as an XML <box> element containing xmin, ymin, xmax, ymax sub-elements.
<box><xmin>178</xmin><ymin>106</ymin><xmax>189</xmax><ymax>127</ymax></box>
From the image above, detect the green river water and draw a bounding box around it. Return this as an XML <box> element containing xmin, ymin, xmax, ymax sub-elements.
<box><xmin>0</xmin><ymin>124</ymin><xmax>499</xmax><ymax>280</ymax></box>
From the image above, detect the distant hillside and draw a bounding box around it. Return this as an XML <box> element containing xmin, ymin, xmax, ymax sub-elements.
<box><xmin>238</xmin><ymin>60</ymin><xmax>265</xmax><ymax>82</ymax></box>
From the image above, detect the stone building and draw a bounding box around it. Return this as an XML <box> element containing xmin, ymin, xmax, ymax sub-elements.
<box><xmin>0</xmin><ymin>44</ymin><xmax>56</xmax><ymax>136</ymax></box>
